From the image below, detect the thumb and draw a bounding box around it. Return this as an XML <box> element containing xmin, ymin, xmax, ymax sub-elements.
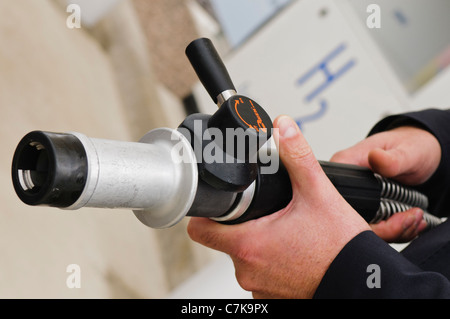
<box><xmin>368</xmin><ymin>148</ymin><xmax>408</xmax><ymax>181</ymax></box>
<box><xmin>273</xmin><ymin>116</ymin><xmax>326</xmax><ymax>195</ymax></box>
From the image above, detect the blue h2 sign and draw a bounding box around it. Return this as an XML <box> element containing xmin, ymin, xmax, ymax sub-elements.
<box><xmin>295</xmin><ymin>43</ymin><xmax>356</xmax><ymax>130</ymax></box>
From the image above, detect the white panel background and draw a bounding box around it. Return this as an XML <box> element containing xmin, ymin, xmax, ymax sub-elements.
<box><xmin>182</xmin><ymin>0</ymin><xmax>450</xmax><ymax>298</ymax></box>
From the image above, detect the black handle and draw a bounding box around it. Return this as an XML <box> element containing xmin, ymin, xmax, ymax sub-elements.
<box><xmin>186</xmin><ymin>38</ymin><xmax>236</xmax><ymax>104</ymax></box>
<box><xmin>225</xmin><ymin>161</ymin><xmax>382</xmax><ymax>224</ymax></box>
<box><xmin>319</xmin><ymin>161</ymin><xmax>381</xmax><ymax>222</ymax></box>
<box><xmin>184</xmin><ymin>38</ymin><xmax>273</xmax><ymax>192</ymax></box>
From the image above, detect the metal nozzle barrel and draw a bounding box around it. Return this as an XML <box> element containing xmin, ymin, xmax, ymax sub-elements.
<box><xmin>11</xmin><ymin>129</ymin><xmax>199</xmax><ymax>229</ymax></box>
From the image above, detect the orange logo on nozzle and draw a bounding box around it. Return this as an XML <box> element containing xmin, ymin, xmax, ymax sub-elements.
<box><xmin>235</xmin><ymin>98</ymin><xmax>267</xmax><ymax>133</ymax></box>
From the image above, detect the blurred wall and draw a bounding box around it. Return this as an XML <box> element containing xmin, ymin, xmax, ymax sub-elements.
<box><xmin>0</xmin><ymin>0</ymin><xmax>217</xmax><ymax>298</ymax></box>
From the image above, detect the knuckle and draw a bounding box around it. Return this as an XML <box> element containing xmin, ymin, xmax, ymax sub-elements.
<box><xmin>288</xmin><ymin>144</ymin><xmax>314</xmax><ymax>162</ymax></box>
<box><xmin>186</xmin><ymin>220</ymin><xmax>196</xmax><ymax>237</ymax></box>
<box><xmin>186</xmin><ymin>219</ymin><xmax>202</xmax><ymax>242</ymax></box>
<box><xmin>330</xmin><ymin>150</ymin><xmax>347</xmax><ymax>162</ymax></box>
<box><xmin>284</xmin><ymin>146</ymin><xmax>321</xmax><ymax>175</ymax></box>
<box><xmin>234</xmin><ymin>266</ymin><xmax>258</xmax><ymax>292</ymax></box>
<box><xmin>233</xmin><ymin>240</ymin><xmax>254</xmax><ymax>264</ymax></box>
<box><xmin>231</xmin><ymin>241</ymin><xmax>264</xmax><ymax>293</ymax></box>
<box><xmin>187</xmin><ymin>219</ymin><xmax>223</xmax><ymax>248</ymax></box>
<box><xmin>197</xmin><ymin>230</ymin><xmax>223</xmax><ymax>247</ymax></box>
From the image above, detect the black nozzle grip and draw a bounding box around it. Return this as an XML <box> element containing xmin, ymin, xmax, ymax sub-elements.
<box><xmin>186</xmin><ymin>38</ymin><xmax>236</xmax><ymax>104</ymax></box>
<box><xmin>224</xmin><ymin>161</ymin><xmax>382</xmax><ymax>225</ymax></box>
<box><xmin>319</xmin><ymin>161</ymin><xmax>381</xmax><ymax>223</ymax></box>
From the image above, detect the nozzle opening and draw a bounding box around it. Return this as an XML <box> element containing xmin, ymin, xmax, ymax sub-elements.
<box><xmin>12</xmin><ymin>131</ymin><xmax>88</xmax><ymax>207</ymax></box>
<box><xmin>16</xmin><ymin>141</ymin><xmax>50</xmax><ymax>193</ymax></box>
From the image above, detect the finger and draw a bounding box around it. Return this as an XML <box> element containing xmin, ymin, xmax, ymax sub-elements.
<box><xmin>187</xmin><ymin>217</ymin><xmax>249</xmax><ymax>255</ymax></box>
<box><xmin>273</xmin><ymin>116</ymin><xmax>325</xmax><ymax>193</ymax></box>
<box><xmin>371</xmin><ymin>208</ymin><xmax>427</xmax><ymax>243</ymax></box>
<box><xmin>368</xmin><ymin>146</ymin><xmax>436</xmax><ymax>185</ymax></box>
<box><xmin>368</xmin><ymin>148</ymin><xmax>406</xmax><ymax>179</ymax></box>
<box><xmin>330</xmin><ymin>145</ymin><xmax>371</xmax><ymax>168</ymax></box>
<box><xmin>330</xmin><ymin>133</ymin><xmax>390</xmax><ymax>168</ymax></box>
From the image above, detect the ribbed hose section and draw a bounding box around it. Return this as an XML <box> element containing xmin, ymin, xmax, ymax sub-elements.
<box><xmin>375</xmin><ymin>174</ymin><xmax>429</xmax><ymax>209</ymax></box>
<box><xmin>374</xmin><ymin>174</ymin><xmax>442</xmax><ymax>228</ymax></box>
<box><xmin>376</xmin><ymin>200</ymin><xmax>442</xmax><ymax>228</ymax></box>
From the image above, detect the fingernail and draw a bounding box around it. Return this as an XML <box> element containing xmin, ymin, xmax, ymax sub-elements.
<box><xmin>278</xmin><ymin>116</ymin><xmax>298</xmax><ymax>138</ymax></box>
<box><xmin>418</xmin><ymin>219</ymin><xmax>428</xmax><ymax>230</ymax></box>
<box><xmin>414</xmin><ymin>209</ymin><xmax>424</xmax><ymax>227</ymax></box>
<box><xmin>403</xmin><ymin>209</ymin><xmax>423</xmax><ymax>230</ymax></box>
<box><xmin>402</xmin><ymin>214</ymin><xmax>415</xmax><ymax>230</ymax></box>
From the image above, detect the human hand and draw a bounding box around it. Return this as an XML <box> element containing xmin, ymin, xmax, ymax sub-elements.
<box><xmin>331</xmin><ymin>126</ymin><xmax>441</xmax><ymax>243</ymax></box>
<box><xmin>188</xmin><ymin>116</ymin><xmax>370</xmax><ymax>299</ymax></box>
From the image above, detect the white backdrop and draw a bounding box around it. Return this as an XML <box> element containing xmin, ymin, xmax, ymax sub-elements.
<box><xmin>194</xmin><ymin>0</ymin><xmax>450</xmax><ymax>160</ymax></box>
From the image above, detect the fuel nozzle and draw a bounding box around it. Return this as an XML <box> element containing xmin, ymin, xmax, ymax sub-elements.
<box><xmin>10</xmin><ymin>38</ymin><xmax>283</xmax><ymax>229</ymax></box>
<box><xmin>10</xmin><ymin>38</ymin><xmax>443</xmax><ymax>230</ymax></box>
<box><xmin>183</xmin><ymin>38</ymin><xmax>274</xmax><ymax>192</ymax></box>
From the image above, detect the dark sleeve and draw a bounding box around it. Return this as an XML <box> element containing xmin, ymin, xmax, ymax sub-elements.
<box><xmin>314</xmin><ymin>109</ymin><xmax>450</xmax><ymax>299</ymax></box>
<box><xmin>314</xmin><ymin>231</ymin><xmax>450</xmax><ymax>298</ymax></box>
<box><xmin>368</xmin><ymin>108</ymin><xmax>450</xmax><ymax>218</ymax></box>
